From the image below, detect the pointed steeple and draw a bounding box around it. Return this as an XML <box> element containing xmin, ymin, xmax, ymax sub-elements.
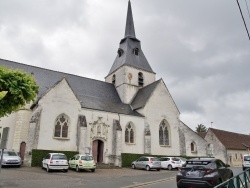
<box><xmin>125</xmin><ymin>0</ymin><xmax>136</xmax><ymax>38</ymax></box>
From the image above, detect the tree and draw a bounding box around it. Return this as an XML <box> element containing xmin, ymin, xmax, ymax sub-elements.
<box><xmin>195</xmin><ymin>124</ymin><xmax>207</xmax><ymax>133</ymax></box>
<box><xmin>0</xmin><ymin>66</ymin><xmax>39</xmax><ymax>118</ymax></box>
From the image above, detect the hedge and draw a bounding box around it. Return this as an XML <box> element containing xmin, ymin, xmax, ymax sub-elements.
<box><xmin>31</xmin><ymin>149</ymin><xmax>78</xmax><ymax>167</ymax></box>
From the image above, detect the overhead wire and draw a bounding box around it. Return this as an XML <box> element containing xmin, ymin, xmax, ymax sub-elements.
<box><xmin>235</xmin><ymin>0</ymin><xmax>250</xmax><ymax>40</ymax></box>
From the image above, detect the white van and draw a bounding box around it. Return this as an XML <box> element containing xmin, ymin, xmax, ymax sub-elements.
<box><xmin>242</xmin><ymin>154</ymin><xmax>250</xmax><ymax>171</ymax></box>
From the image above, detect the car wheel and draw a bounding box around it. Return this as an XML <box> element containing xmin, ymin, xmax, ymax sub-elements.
<box><xmin>46</xmin><ymin>165</ymin><xmax>51</xmax><ymax>172</ymax></box>
<box><xmin>168</xmin><ymin>165</ymin><xmax>172</xmax><ymax>170</ymax></box>
<box><xmin>146</xmin><ymin>165</ymin><xmax>150</xmax><ymax>171</ymax></box>
<box><xmin>157</xmin><ymin>168</ymin><xmax>160</xmax><ymax>171</ymax></box>
<box><xmin>132</xmin><ymin>164</ymin><xmax>136</xmax><ymax>169</ymax></box>
<box><xmin>63</xmin><ymin>169</ymin><xmax>68</xmax><ymax>173</ymax></box>
<box><xmin>243</xmin><ymin>167</ymin><xmax>246</xmax><ymax>171</ymax></box>
<box><xmin>91</xmin><ymin>169</ymin><xmax>95</xmax><ymax>172</ymax></box>
<box><xmin>76</xmin><ymin>165</ymin><xmax>80</xmax><ymax>172</ymax></box>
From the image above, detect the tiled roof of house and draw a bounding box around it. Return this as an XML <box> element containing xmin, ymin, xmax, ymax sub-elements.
<box><xmin>198</xmin><ymin>132</ymin><xmax>207</xmax><ymax>139</ymax></box>
<box><xmin>209</xmin><ymin>128</ymin><xmax>250</xmax><ymax>150</ymax></box>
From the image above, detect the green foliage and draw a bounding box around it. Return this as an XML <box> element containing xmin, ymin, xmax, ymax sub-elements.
<box><xmin>0</xmin><ymin>66</ymin><xmax>39</xmax><ymax>118</ymax></box>
<box><xmin>31</xmin><ymin>149</ymin><xmax>78</xmax><ymax>167</ymax></box>
<box><xmin>0</xmin><ymin>91</ymin><xmax>7</xmax><ymax>100</ymax></box>
<box><xmin>195</xmin><ymin>124</ymin><xmax>207</xmax><ymax>133</ymax></box>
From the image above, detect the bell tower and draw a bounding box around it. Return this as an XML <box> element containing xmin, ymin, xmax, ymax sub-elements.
<box><xmin>105</xmin><ymin>1</ymin><xmax>156</xmax><ymax>104</ymax></box>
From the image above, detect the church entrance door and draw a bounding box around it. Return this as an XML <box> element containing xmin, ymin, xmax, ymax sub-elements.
<box><xmin>92</xmin><ymin>140</ymin><xmax>104</xmax><ymax>163</ymax></box>
<box><xmin>19</xmin><ymin>142</ymin><xmax>26</xmax><ymax>161</ymax></box>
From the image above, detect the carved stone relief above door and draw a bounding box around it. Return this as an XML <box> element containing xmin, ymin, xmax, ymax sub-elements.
<box><xmin>90</xmin><ymin>117</ymin><xmax>109</xmax><ymax>140</ymax></box>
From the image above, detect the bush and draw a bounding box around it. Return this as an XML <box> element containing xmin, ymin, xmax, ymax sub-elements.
<box><xmin>31</xmin><ymin>149</ymin><xmax>78</xmax><ymax>167</ymax></box>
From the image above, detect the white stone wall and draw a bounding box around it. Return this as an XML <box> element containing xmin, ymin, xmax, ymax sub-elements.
<box><xmin>37</xmin><ymin>79</ymin><xmax>81</xmax><ymax>151</ymax></box>
<box><xmin>0</xmin><ymin>113</ymin><xmax>17</xmax><ymax>150</ymax></box>
<box><xmin>105</xmin><ymin>66</ymin><xmax>156</xmax><ymax>104</ymax></box>
<box><xmin>141</xmin><ymin>80</ymin><xmax>181</xmax><ymax>156</ymax></box>
<box><xmin>205</xmin><ymin>130</ymin><xmax>227</xmax><ymax>163</ymax></box>
<box><xmin>179</xmin><ymin>122</ymin><xmax>207</xmax><ymax>157</ymax></box>
<box><xmin>12</xmin><ymin>109</ymin><xmax>32</xmax><ymax>151</ymax></box>
<box><xmin>227</xmin><ymin>149</ymin><xmax>247</xmax><ymax>166</ymax></box>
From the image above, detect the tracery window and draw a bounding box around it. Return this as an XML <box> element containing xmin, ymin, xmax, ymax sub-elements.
<box><xmin>54</xmin><ymin>114</ymin><xmax>69</xmax><ymax>138</ymax></box>
<box><xmin>159</xmin><ymin>120</ymin><xmax>170</xmax><ymax>146</ymax></box>
<box><xmin>125</xmin><ymin>123</ymin><xmax>135</xmax><ymax>144</ymax></box>
<box><xmin>138</xmin><ymin>72</ymin><xmax>144</xmax><ymax>87</ymax></box>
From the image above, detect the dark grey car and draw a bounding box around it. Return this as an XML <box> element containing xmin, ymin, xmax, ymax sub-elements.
<box><xmin>131</xmin><ymin>156</ymin><xmax>161</xmax><ymax>171</ymax></box>
<box><xmin>176</xmin><ymin>158</ymin><xmax>233</xmax><ymax>188</ymax></box>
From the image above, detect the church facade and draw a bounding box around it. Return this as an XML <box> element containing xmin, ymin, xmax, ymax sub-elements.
<box><xmin>0</xmin><ymin>1</ymin><xmax>208</xmax><ymax>166</ymax></box>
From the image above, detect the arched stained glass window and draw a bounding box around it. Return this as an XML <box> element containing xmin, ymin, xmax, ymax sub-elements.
<box><xmin>125</xmin><ymin>123</ymin><xmax>135</xmax><ymax>144</ymax></box>
<box><xmin>159</xmin><ymin>120</ymin><xmax>170</xmax><ymax>146</ymax></box>
<box><xmin>54</xmin><ymin>114</ymin><xmax>70</xmax><ymax>139</ymax></box>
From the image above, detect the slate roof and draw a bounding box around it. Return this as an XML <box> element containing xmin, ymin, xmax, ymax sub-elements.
<box><xmin>0</xmin><ymin>58</ymin><xmax>142</xmax><ymax>117</ymax></box>
<box><xmin>209</xmin><ymin>128</ymin><xmax>250</xmax><ymax>150</ymax></box>
<box><xmin>131</xmin><ymin>79</ymin><xmax>161</xmax><ymax>110</ymax></box>
<box><xmin>107</xmin><ymin>1</ymin><xmax>155</xmax><ymax>76</ymax></box>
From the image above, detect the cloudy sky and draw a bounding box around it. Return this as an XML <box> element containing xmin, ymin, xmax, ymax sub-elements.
<box><xmin>0</xmin><ymin>0</ymin><xmax>250</xmax><ymax>134</ymax></box>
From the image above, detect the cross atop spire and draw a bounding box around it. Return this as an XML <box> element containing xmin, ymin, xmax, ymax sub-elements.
<box><xmin>125</xmin><ymin>0</ymin><xmax>136</xmax><ymax>38</ymax></box>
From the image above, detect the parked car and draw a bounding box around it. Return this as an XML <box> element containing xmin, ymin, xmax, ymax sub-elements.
<box><xmin>160</xmin><ymin>157</ymin><xmax>182</xmax><ymax>170</ymax></box>
<box><xmin>68</xmin><ymin>154</ymin><xmax>96</xmax><ymax>172</ymax></box>
<box><xmin>178</xmin><ymin>157</ymin><xmax>187</xmax><ymax>167</ymax></box>
<box><xmin>42</xmin><ymin>153</ymin><xmax>68</xmax><ymax>172</ymax></box>
<box><xmin>176</xmin><ymin>158</ymin><xmax>233</xmax><ymax>188</ymax></box>
<box><xmin>242</xmin><ymin>154</ymin><xmax>250</xmax><ymax>171</ymax></box>
<box><xmin>131</xmin><ymin>156</ymin><xmax>161</xmax><ymax>171</ymax></box>
<box><xmin>0</xmin><ymin>150</ymin><xmax>22</xmax><ymax>167</ymax></box>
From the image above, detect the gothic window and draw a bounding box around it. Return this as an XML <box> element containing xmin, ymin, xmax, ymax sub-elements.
<box><xmin>117</xmin><ymin>48</ymin><xmax>123</xmax><ymax>57</ymax></box>
<box><xmin>133</xmin><ymin>48</ymin><xmax>139</xmax><ymax>56</ymax></box>
<box><xmin>54</xmin><ymin>114</ymin><xmax>69</xmax><ymax>139</ymax></box>
<box><xmin>112</xmin><ymin>74</ymin><xmax>116</xmax><ymax>84</ymax></box>
<box><xmin>125</xmin><ymin>123</ymin><xmax>135</xmax><ymax>144</ymax></box>
<box><xmin>138</xmin><ymin>72</ymin><xmax>144</xmax><ymax>87</ymax></box>
<box><xmin>191</xmin><ymin>142</ymin><xmax>197</xmax><ymax>153</ymax></box>
<box><xmin>159</xmin><ymin>120</ymin><xmax>170</xmax><ymax>146</ymax></box>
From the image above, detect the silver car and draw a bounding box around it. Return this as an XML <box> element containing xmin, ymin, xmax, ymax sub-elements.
<box><xmin>0</xmin><ymin>150</ymin><xmax>22</xmax><ymax>167</ymax></box>
<box><xmin>131</xmin><ymin>156</ymin><xmax>161</xmax><ymax>171</ymax></box>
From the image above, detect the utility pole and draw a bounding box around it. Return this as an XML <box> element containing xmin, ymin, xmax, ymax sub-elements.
<box><xmin>211</xmin><ymin>122</ymin><xmax>213</xmax><ymax>128</ymax></box>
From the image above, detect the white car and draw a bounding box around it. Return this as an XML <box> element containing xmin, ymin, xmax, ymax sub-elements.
<box><xmin>160</xmin><ymin>157</ymin><xmax>182</xmax><ymax>170</ymax></box>
<box><xmin>42</xmin><ymin>153</ymin><xmax>68</xmax><ymax>172</ymax></box>
<box><xmin>0</xmin><ymin>150</ymin><xmax>22</xmax><ymax>167</ymax></box>
<box><xmin>178</xmin><ymin>157</ymin><xmax>187</xmax><ymax>166</ymax></box>
<box><xmin>242</xmin><ymin>154</ymin><xmax>250</xmax><ymax>171</ymax></box>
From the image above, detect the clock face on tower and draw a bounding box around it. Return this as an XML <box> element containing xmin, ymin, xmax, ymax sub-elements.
<box><xmin>128</xmin><ymin>73</ymin><xmax>132</xmax><ymax>80</ymax></box>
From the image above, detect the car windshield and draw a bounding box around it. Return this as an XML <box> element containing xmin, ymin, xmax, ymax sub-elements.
<box><xmin>3</xmin><ymin>151</ymin><xmax>18</xmax><ymax>156</ymax></box>
<box><xmin>81</xmin><ymin>156</ymin><xmax>93</xmax><ymax>161</ymax></box>
<box><xmin>52</xmin><ymin>155</ymin><xmax>67</xmax><ymax>160</ymax></box>
<box><xmin>172</xmin><ymin>158</ymin><xmax>180</xmax><ymax>161</ymax></box>
<box><xmin>152</xmin><ymin>158</ymin><xmax>160</xmax><ymax>161</ymax></box>
<box><xmin>244</xmin><ymin>156</ymin><xmax>250</xmax><ymax>161</ymax></box>
<box><xmin>185</xmin><ymin>161</ymin><xmax>213</xmax><ymax>168</ymax></box>
<box><xmin>179</xmin><ymin>157</ymin><xmax>187</xmax><ymax>161</ymax></box>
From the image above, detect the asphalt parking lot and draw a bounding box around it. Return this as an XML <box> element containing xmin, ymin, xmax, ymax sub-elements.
<box><xmin>0</xmin><ymin>166</ymin><xmax>173</xmax><ymax>188</ymax></box>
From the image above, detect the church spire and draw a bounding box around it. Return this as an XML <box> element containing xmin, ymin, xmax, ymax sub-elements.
<box><xmin>125</xmin><ymin>0</ymin><xmax>136</xmax><ymax>38</ymax></box>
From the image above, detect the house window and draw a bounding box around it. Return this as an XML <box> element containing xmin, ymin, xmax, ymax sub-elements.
<box><xmin>138</xmin><ymin>72</ymin><xmax>144</xmax><ymax>87</ymax></box>
<box><xmin>235</xmin><ymin>153</ymin><xmax>237</xmax><ymax>159</ymax></box>
<box><xmin>117</xmin><ymin>48</ymin><xmax>123</xmax><ymax>57</ymax></box>
<box><xmin>133</xmin><ymin>48</ymin><xmax>139</xmax><ymax>55</ymax></box>
<box><xmin>112</xmin><ymin>74</ymin><xmax>116</xmax><ymax>84</ymax></box>
<box><xmin>207</xmin><ymin>143</ymin><xmax>213</xmax><ymax>156</ymax></box>
<box><xmin>191</xmin><ymin>142</ymin><xmax>197</xmax><ymax>153</ymax></box>
<box><xmin>125</xmin><ymin>123</ymin><xmax>135</xmax><ymax>144</ymax></box>
<box><xmin>54</xmin><ymin>114</ymin><xmax>69</xmax><ymax>139</ymax></box>
<box><xmin>159</xmin><ymin>120</ymin><xmax>170</xmax><ymax>146</ymax></box>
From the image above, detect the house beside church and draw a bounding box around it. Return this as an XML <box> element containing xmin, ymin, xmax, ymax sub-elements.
<box><xmin>1</xmin><ymin>1</ymin><xmax>247</xmax><ymax>167</ymax></box>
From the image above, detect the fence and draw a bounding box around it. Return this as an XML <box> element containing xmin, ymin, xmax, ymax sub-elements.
<box><xmin>214</xmin><ymin>168</ymin><xmax>250</xmax><ymax>188</ymax></box>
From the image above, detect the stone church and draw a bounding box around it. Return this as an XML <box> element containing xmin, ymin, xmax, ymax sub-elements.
<box><xmin>0</xmin><ymin>1</ymin><xmax>208</xmax><ymax>166</ymax></box>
